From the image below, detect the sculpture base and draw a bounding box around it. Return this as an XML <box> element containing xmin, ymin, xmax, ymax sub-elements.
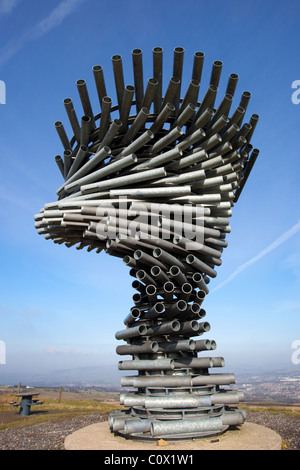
<box><xmin>64</xmin><ymin>421</ymin><xmax>282</xmax><ymax>450</ymax></box>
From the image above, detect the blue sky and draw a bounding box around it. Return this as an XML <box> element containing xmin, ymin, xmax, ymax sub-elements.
<box><xmin>0</xmin><ymin>0</ymin><xmax>300</xmax><ymax>384</ymax></box>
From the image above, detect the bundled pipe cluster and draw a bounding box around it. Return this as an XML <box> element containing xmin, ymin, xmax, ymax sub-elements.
<box><xmin>34</xmin><ymin>47</ymin><xmax>259</xmax><ymax>440</ymax></box>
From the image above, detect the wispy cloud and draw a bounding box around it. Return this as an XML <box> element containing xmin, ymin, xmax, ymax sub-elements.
<box><xmin>0</xmin><ymin>0</ymin><xmax>87</xmax><ymax>67</ymax></box>
<box><xmin>0</xmin><ymin>0</ymin><xmax>20</xmax><ymax>15</ymax></box>
<box><xmin>212</xmin><ymin>220</ymin><xmax>300</xmax><ymax>292</ymax></box>
<box><xmin>45</xmin><ymin>346</ymin><xmax>91</xmax><ymax>355</ymax></box>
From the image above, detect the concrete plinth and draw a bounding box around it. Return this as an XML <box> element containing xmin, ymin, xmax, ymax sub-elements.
<box><xmin>64</xmin><ymin>421</ymin><xmax>282</xmax><ymax>451</ymax></box>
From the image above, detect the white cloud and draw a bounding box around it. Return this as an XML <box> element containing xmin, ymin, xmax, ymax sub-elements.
<box><xmin>45</xmin><ymin>346</ymin><xmax>90</xmax><ymax>355</ymax></box>
<box><xmin>212</xmin><ymin>220</ymin><xmax>300</xmax><ymax>292</ymax></box>
<box><xmin>30</xmin><ymin>0</ymin><xmax>87</xmax><ymax>39</ymax></box>
<box><xmin>0</xmin><ymin>0</ymin><xmax>20</xmax><ymax>15</ymax></box>
<box><xmin>0</xmin><ymin>0</ymin><xmax>87</xmax><ymax>67</ymax></box>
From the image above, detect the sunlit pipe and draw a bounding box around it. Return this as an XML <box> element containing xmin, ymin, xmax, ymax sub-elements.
<box><xmin>63</xmin><ymin>98</ymin><xmax>81</xmax><ymax>142</ymax></box>
<box><xmin>109</xmin><ymin>185</ymin><xmax>191</xmax><ymax>198</ymax></box>
<box><xmin>116</xmin><ymin>341</ymin><xmax>159</xmax><ymax>355</ymax></box>
<box><xmin>219</xmin><ymin>123</ymin><xmax>240</xmax><ymax>142</ymax></box>
<box><xmin>134</xmin><ymin>146</ymin><xmax>182</xmax><ymax>171</ymax></box>
<box><xmin>194</xmin><ymin>339</ymin><xmax>214</xmax><ymax>351</ymax></box>
<box><xmin>204</xmin><ymin>114</ymin><xmax>229</xmax><ymax>136</ymax></box>
<box><xmin>157</xmin><ymin>339</ymin><xmax>195</xmax><ymax>352</ymax></box>
<box><xmin>150</xmin><ymin>265</ymin><xmax>169</xmax><ymax>284</ymax></box>
<box><xmin>211</xmin><ymin>391</ymin><xmax>244</xmax><ymax>404</ymax></box>
<box><xmin>194</xmin><ymin>133</ymin><xmax>222</xmax><ymax>152</ymax></box>
<box><xmin>62</xmin><ymin>146</ymin><xmax>111</xmax><ymax>192</ymax></box>
<box><xmin>118</xmin><ymin>129</ymin><xmax>154</xmax><ymax>157</ymax></box>
<box><xmin>141</xmin><ymin>78</ymin><xmax>158</xmax><ymax>110</ymax></box>
<box><xmin>172</xmin><ymin>46</ymin><xmax>184</xmax><ymax>114</ymax></box>
<box><xmin>64</xmin><ymin>153</ymin><xmax>137</xmax><ymax>193</ymax></box>
<box><xmin>150</xmin><ymin>103</ymin><xmax>175</xmax><ymax>135</ymax></box>
<box><xmin>80</xmin><ymin>166</ymin><xmax>166</xmax><ymax>194</ymax></box>
<box><xmin>98</xmin><ymin>96</ymin><xmax>112</xmax><ymax>141</ymax></box>
<box><xmin>164</xmin><ymin>299</ymin><xmax>187</xmax><ymax>317</ymax></box>
<box><xmin>66</xmin><ymin>145</ymin><xmax>88</xmax><ymax>180</ymax></box>
<box><xmin>134</xmin><ymin>231</ymin><xmax>188</xmax><ymax>257</ymax></box>
<box><xmin>121</xmin><ymin>372</ymin><xmax>234</xmax><ymax>388</ymax></box>
<box><xmin>55</xmin><ymin>155</ymin><xmax>64</xmax><ymax>178</ymax></box>
<box><xmin>148</xmin><ymin>126</ymin><xmax>183</xmax><ymax>155</ymax></box>
<box><xmin>115</xmin><ymin>324</ymin><xmax>148</xmax><ymax>340</ymax></box>
<box><xmin>143</xmin><ymin>395</ymin><xmax>209</xmax><ymax>409</ymax></box>
<box><xmin>80</xmin><ymin>116</ymin><xmax>91</xmax><ymax>147</ymax></box>
<box><xmin>123</xmin><ymin>307</ymin><xmax>141</xmax><ymax>325</ymax></box>
<box><xmin>169</xmin><ymin>265</ymin><xmax>187</xmax><ymax>285</ymax></box>
<box><xmin>92</xmin><ymin>65</ymin><xmax>107</xmax><ymax>109</ymax></box>
<box><xmin>225</xmin><ymin>72</ymin><xmax>239</xmax><ymax>97</ymax></box>
<box><xmin>63</xmin><ymin>150</ymin><xmax>72</xmax><ymax>179</ymax></box>
<box><xmin>146</xmin><ymin>319</ymin><xmax>180</xmax><ymax>336</ymax></box>
<box><xmin>136</xmin><ymin>269</ymin><xmax>157</xmax><ymax>286</ymax></box>
<box><xmin>234</xmin><ymin>148</ymin><xmax>259</xmax><ymax>202</ymax></box>
<box><xmin>179</xmin><ymin>283</ymin><xmax>193</xmax><ymax>302</ymax></box>
<box><xmin>192</xmin><ymin>51</ymin><xmax>205</xmax><ymax>83</ymax></box>
<box><xmin>179</xmin><ymin>79</ymin><xmax>200</xmax><ymax>114</ymax></box>
<box><xmin>225</xmin><ymin>106</ymin><xmax>245</xmax><ymax>129</ymax></box>
<box><xmin>153</xmin><ymin>46</ymin><xmax>163</xmax><ymax>113</ymax></box>
<box><xmin>145</xmin><ymin>284</ymin><xmax>157</xmax><ymax>303</ymax></box>
<box><xmin>195</xmin><ymin>84</ymin><xmax>218</xmax><ymax>117</ymax></box>
<box><xmin>173</xmin><ymin>357</ymin><xmax>214</xmax><ymax>368</ymax></box>
<box><xmin>145</xmin><ymin>302</ymin><xmax>165</xmax><ymax>319</ymax></box>
<box><xmin>170</xmin><ymin>103</ymin><xmax>197</xmax><ymax>130</ymax></box>
<box><xmin>166</xmin><ymin>148</ymin><xmax>207</xmax><ymax>171</ymax></box>
<box><xmin>239</xmin><ymin>91</ymin><xmax>251</xmax><ymax>115</ymax></box>
<box><xmin>150</xmin><ymin>412</ymin><xmax>245</xmax><ymax>437</ymax></box>
<box><xmin>209</xmin><ymin>60</ymin><xmax>223</xmax><ymax>88</ymax></box>
<box><xmin>124</xmin><ymin>419</ymin><xmax>153</xmax><ymax>435</ymax></box>
<box><xmin>176</xmin><ymin>128</ymin><xmax>206</xmax><ymax>152</ymax></box>
<box><xmin>162</xmin><ymin>281</ymin><xmax>175</xmax><ymax>303</ymax></box>
<box><xmin>152</xmin><ymin>247</ymin><xmax>186</xmax><ymax>272</ymax></box>
<box><xmin>132</xmin><ymin>48</ymin><xmax>144</xmax><ymax>113</ymax></box>
<box><xmin>119</xmin><ymin>85</ymin><xmax>135</xmax><ymax>130</ymax></box>
<box><xmin>188</xmin><ymin>107</ymin><xmax>214</xmax><ymax>136</ymax></box>
<box><xmin>247</xmin><ymin>113</ymin><xmax>259</xmax><ymax>142</ymax></box>
<box><xmin>120</xmin><ymin>107</ymin><xmax>150</xmax><ymax>145</ymax></box>
<box><xmin>161</xmin><ymin>76</ymin><xmax>181</xmax><ymax>109</ymax></box>
<box><xmin>55</xmin><ymin>121</ymin><xmax>72</xmax><ymax>151</ymax></box>
<box><xmin>232</xmin><ymin>122</ymin><xmax>252</xmax><ymax>142</ymax></box>
<box><xmin>76</xmin><ymin>79</ymin><xmax>96</xmax><ymax>130</ymax></box>
<box><xmin>131</xmin><ymin>201</ymin><xmax>210</xmax><ymax>218</ymax></box>
<box><xmin>153</xmin><ymin>167</ymin><xmax>205</xmax><ymax>186</ymax></box>
<box><xmin>134</xmin><ymin>250</ymin><xmax>166</xmax><ymax>271</ymax></box>
<box><xmin>118</xmin><ymin>358</ymin><xmax>175</xmax><ymax>371</ymax></box>
<box><xmin>210</xmin><ymin>93</ymin><xmax>233</xmax><ymax>126</ymax></box>
<box><xmin>99</xmin><ymin>118</ymin><xmax>122</xmax><ymax>149</ymax></box>
<box><xmin>112</xmin><ymin>54</ymin><xmax>125</xmax><ymax>111</ymax></box>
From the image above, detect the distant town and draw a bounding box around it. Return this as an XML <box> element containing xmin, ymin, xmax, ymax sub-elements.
<box><xmin>1</xmin><ymin>368</ymin><xmax>299</xmax><ymax>404</ymax></box>
<box><xmin>235</xmin><ymin>369</ymin><xmax>300</xmax><ymax>403</ymax></box>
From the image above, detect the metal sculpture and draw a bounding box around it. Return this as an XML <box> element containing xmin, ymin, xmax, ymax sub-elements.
<box><xmin>34</xmin><ymin>47</ymin><xmax>260</xmax><ymax>440</ymax></box>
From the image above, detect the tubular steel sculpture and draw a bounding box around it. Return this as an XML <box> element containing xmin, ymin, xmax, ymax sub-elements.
<box><xmin>34</xmin><ymin>47</ymin><xmax>260</xmax><ymax>441</ymax></box>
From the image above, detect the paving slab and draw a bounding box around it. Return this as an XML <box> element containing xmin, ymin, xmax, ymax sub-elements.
<box><xmin>64</xmin><ymin>421</ymin><xmax>282</xmax><ymax>451</ymax></box>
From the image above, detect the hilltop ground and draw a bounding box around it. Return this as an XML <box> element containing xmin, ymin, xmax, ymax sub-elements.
<box><xmin>0</xmin><ymin>387</ymin><xmax>299</xmax><ymax>450</ymax></box>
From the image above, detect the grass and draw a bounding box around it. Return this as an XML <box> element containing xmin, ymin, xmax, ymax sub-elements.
<box><xmin>0</xmin><ymin>393</ymin><xmax>122</xmax><ymax>431</ymax></box>
<box><xmin>242</xmin><ymin>405</ymin><xmax>300</xmax><ymax>418</ymax></box>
